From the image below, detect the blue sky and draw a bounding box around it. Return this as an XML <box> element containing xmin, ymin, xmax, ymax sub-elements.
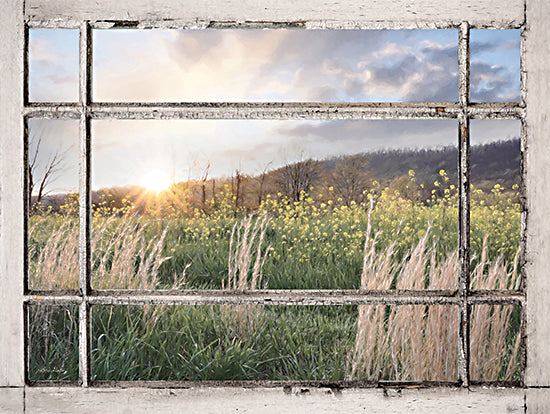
<box><xmin>470</xmin><ymin>30</ymin><xmax>520</xmax><ymax>102</ymax></box>
<box><xmin>28</xmin><ymin>29</ymin><xmax>521</xmax><ymax>192</ymax></box>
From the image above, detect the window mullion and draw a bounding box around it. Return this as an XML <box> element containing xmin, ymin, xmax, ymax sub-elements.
<box><xmin>78</xmin><ymin>20</ymin><xmax>92</xmax><ymax>387</ymax></box>
<box><xmin>458</xmin><ymin>21</ymin><xmax>471</xmax><ymax>388</ymax></box>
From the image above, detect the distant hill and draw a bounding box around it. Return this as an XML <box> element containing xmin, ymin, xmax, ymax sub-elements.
<box><xmin>357</xmin><ymin>138</ymin><xmax>520</xmax><ymax>191</ymax></box>
<box><xmin>470</xmin><ymin>138</ymin><xmax>521</xmax><ymax>190</ymax></box>
<box><xmin>259</xmin><ymin>137</ymin><xmax>520</xmax><ymax>205</ymax></box>
<box><xmin>34</xmin><ymin>138</ymin><xmax>520</xmax><ymax>214</ymax></box>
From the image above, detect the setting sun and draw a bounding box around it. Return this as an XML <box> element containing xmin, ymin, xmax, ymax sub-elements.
<box><xmin>141</xmin><ymin>170</ymin><xmax>171</xmax><ymax>193</ymax></box>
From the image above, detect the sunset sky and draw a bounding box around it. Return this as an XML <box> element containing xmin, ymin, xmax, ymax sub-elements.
<box><xmin>28</xmin><ymin>29</ymin><xmax>520</xmax><ymax>194</ymax></box>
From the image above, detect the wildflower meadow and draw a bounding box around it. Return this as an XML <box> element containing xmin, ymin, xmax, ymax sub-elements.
<box><xmin>28</xmin><ymin>162</ymin><xmax>521</xmax><ymax>383</ymax></box>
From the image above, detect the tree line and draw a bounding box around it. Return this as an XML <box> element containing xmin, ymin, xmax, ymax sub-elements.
<box><xmin>29</xmin><ymin>138</ymin><xmax>521</xmax><ymax>216</ymax></box>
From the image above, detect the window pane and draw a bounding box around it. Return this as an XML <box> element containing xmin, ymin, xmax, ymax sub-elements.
<box><xmin>28</xmin><ymin>119</ymin><xmax>80</xmax><ymax>290</ymax></box>
<box><xmin>470</xmin><ymin>305</ymin><xmax>521</xmax><ymax>382</ymax></box>
<box><xmin>29</xmin><ymin>29</ymin><xmax>79</xmax><ymax>102</ymax></box>
<box><xmin>28</xmin><ymin>305</ymin><xmax>79</xmax><ymax>381</ymax></box>
<box><xmin>352</xmin><ymin>305</ymin><xmax>458</xmax><ymax>381</ymax></box>
<box><xmin>92</xmin><ymin>305</ymin><xmax>356</xmax><ymax>381</ymax></box>
<box><xmin>91</xmin><ymin>120</ymin><xmax>457</xmax><ymax>290</ymax></box>
<box><xmin>93</xmin><ymin>29</ymin><xmax>458</xmax><ymax>102</ymax></box>
<box><xmin>470</xmin><ymin>30</ymin><xmax>520</xmax><ymax>103</ymax></box>
<box><xmin>470</xmin><ymin>120</ymin><xmax>521</xmax><ymax>290</ymax></box>
<box><xmin>91</xmin><ymin>305</ymin><xmax>457</xmax><ymax>381</ymax></box>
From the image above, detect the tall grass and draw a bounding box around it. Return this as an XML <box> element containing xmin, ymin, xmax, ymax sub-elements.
<box><xmin>222</xmin><ymin>214</ymin><xmax>271</xmax><ymax>340</ymax></box>
<box><xmin>225</xmin><ymin>213</ymin><xmax>270</xmax><ymax>291</ymax></box>
<box><xmin>349</xmin><ymin>214</ymin><xmax>520</xmax><ymax>381</ymax></box>
<box><xmin>29</xmin><ymin>216</ymin><xmax>179</xmax><ymax>290</ymax></box>
<box><xmin>28</xmin><ymin>305</ymin><xmax>79</xmax><ymax>381</ymax></box>
<box><xmin>90</xmin><ymin>305</ymin><xmax>355</xmax><ymax>381</ymax></box>
<box><xmin>470</xmin><ymin>235</ymin><xmax>521</xmax><ymax>380</ymax></box>
<box><xmin>28</xmin><ymin>211</ymin><xmax>520</xmax><ymax>381</ymax></box>
<box><xmin>92</xmin><ymin>217</ymin><xmax>168</xmax><ymax>289</ymax></box>
<box><xmin>29</xmin><ymin>217</ymin><xmax>79</xmax><ymax>289</ymax></box>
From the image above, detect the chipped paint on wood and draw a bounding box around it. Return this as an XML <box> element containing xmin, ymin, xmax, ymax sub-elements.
<box><xmin>24</xmin><ymin>0</ymin><xmax>525</xmax><ymax>29</ymax></box>
<box><xmin>22</xmin><ymin>289</ymin><xmax>525</xmax><ymax>306</ymax></box>
<box><xmin>22</xmin><ymin>102</ymin><xmax>524</xmax><ymax>120</ymax></box>
<box><xmin>0</xmin><ymin>0</ymin><xmax>25</xmax><ymax>388</ymax></box>
<box><xmin>525</xmin><ymin>0</ymin><xmax>550</xmax><ymax>388</ymax></box>
<box><xmin>22</xmin><ymin>386</ymin><xmax>527</xmax><ymax>413</ymax></box>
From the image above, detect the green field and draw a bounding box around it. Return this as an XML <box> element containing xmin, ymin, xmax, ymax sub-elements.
<box><xmin>28</xmin><ymin>174</ymin><xmax>521</xmax><ymax>382</ymax></box>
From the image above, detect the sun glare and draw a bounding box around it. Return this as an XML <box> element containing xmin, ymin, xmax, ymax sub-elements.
<box><xmin>141</xmin><ymin>170</ymin><xmax>171</xmax><ymax>193</ymax></box>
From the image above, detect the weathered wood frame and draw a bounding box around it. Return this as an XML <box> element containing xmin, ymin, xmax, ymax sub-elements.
<box><xmin>1</xmin><ymin>0</ymin><xmax>549</xmax><ymax>411</ymax></box>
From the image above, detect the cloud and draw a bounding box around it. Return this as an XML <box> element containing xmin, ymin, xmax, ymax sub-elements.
<box><xmin>29</xmin><ymin>32</ymin><xmax>79</xmax><ymax>101</ymax></box>
<box><xmin>264</xmin><ymin>30</ymin><xmax>385</xmax><ymax>67</ymax></box>
<box><xmin>264</xmin><ymin>33</ymin><xmax>459</xmax><ymax>102</ymax></box>
<box><xmin>276</xmin><ymin>120</ymin><xmax>457</xmax><ymax>153</ymax></box>
<box><xmin>34</xmin><ymin>29</ymin><xmax>519</xmax><ymax>104</ymax></box>
<box><xmin>166</xmin><ymin>29</ymin><xmax>226</xmax><ymax>64</ymax></box>
<box><xmin>30</xmin><ymin>37</ymin><xmax>68</xmax><ymax>63</ymax></box>
<box><xmin>94</xmin><ymin>30</ymin><xmax>463</xmax><ymax>103</ymax></box>
<box><xmin>470</xmin><ymin>119</ymin><xmax>521</xmax><ymax>145</ymax></box>
<box><xmin>471</xmin><ymin>39</ymin><xmax>520</xmax><ymax>55</ymax></box>
<box><xmin>351</xmin><ymin>43</ymin><xmax>458</xmax><ymax>102</ymax></box>
<box><xmin>372</xmin><ymin>42</ymin><xmax>413</xmax><ymax>59</ymax></box>
<box><xmin>469</xmin><ymin>31</ymin><xmax>520</xmax><ymax>101</ymax></box>
<box><xmin>470</xmin><ymin>61</ymin><xmax>519</xmax><ymax>101</ymax></box>
<box><xmin>370</xmin><ymin>55</ymin><xmax>423</xmax><ymax>85</ymax></box>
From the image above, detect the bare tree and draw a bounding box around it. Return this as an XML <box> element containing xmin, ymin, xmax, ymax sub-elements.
<box><xmin>256</xmin><ymin>161</ymin><xmax>272</xmax><ymax>207</ymax></box>
<box><xmin>331</xmin><ymin>154</ymin><xmax>372</xmax><ymax>206</ymax></box>
<box><xmin>211</xmin><ymin>178</ymin><xmax>217</xmax><ymax>208</ymax></box>
<box><xmin>200</xmin><ymin>161</ymin><xmax>210</xmax><ymax>209</ymax></box>
<box><xmin>232</xmin><ymin>169</ymin><xmax>243</xmax><ymax>210</ymax></box>
<box><xmin>28</xmin><ymin>131</ymin><xmax>68</xmax><ymax>212</ymax></box>
<box><xmin>276</xmin><ymin>157</ymin><xmax>320</xmax><ymax>202</ymax></box>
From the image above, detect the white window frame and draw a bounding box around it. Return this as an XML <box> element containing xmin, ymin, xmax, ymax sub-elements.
<box><xmin>1</xmin><ymin>0</ymin><xmax>549</xmax><ymax>411</ymax></box>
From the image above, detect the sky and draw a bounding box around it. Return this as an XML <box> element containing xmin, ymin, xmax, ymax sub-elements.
<box><xmin>27</xmin><ymin>29</ymin><xmax>521</xmax><ymax>193</ymax></box>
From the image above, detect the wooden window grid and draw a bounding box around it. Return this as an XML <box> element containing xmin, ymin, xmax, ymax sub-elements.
<box><xmin>20</xmin><ymin>20</ymin><xmax>527</xmax><ymax>389</ymax></box>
